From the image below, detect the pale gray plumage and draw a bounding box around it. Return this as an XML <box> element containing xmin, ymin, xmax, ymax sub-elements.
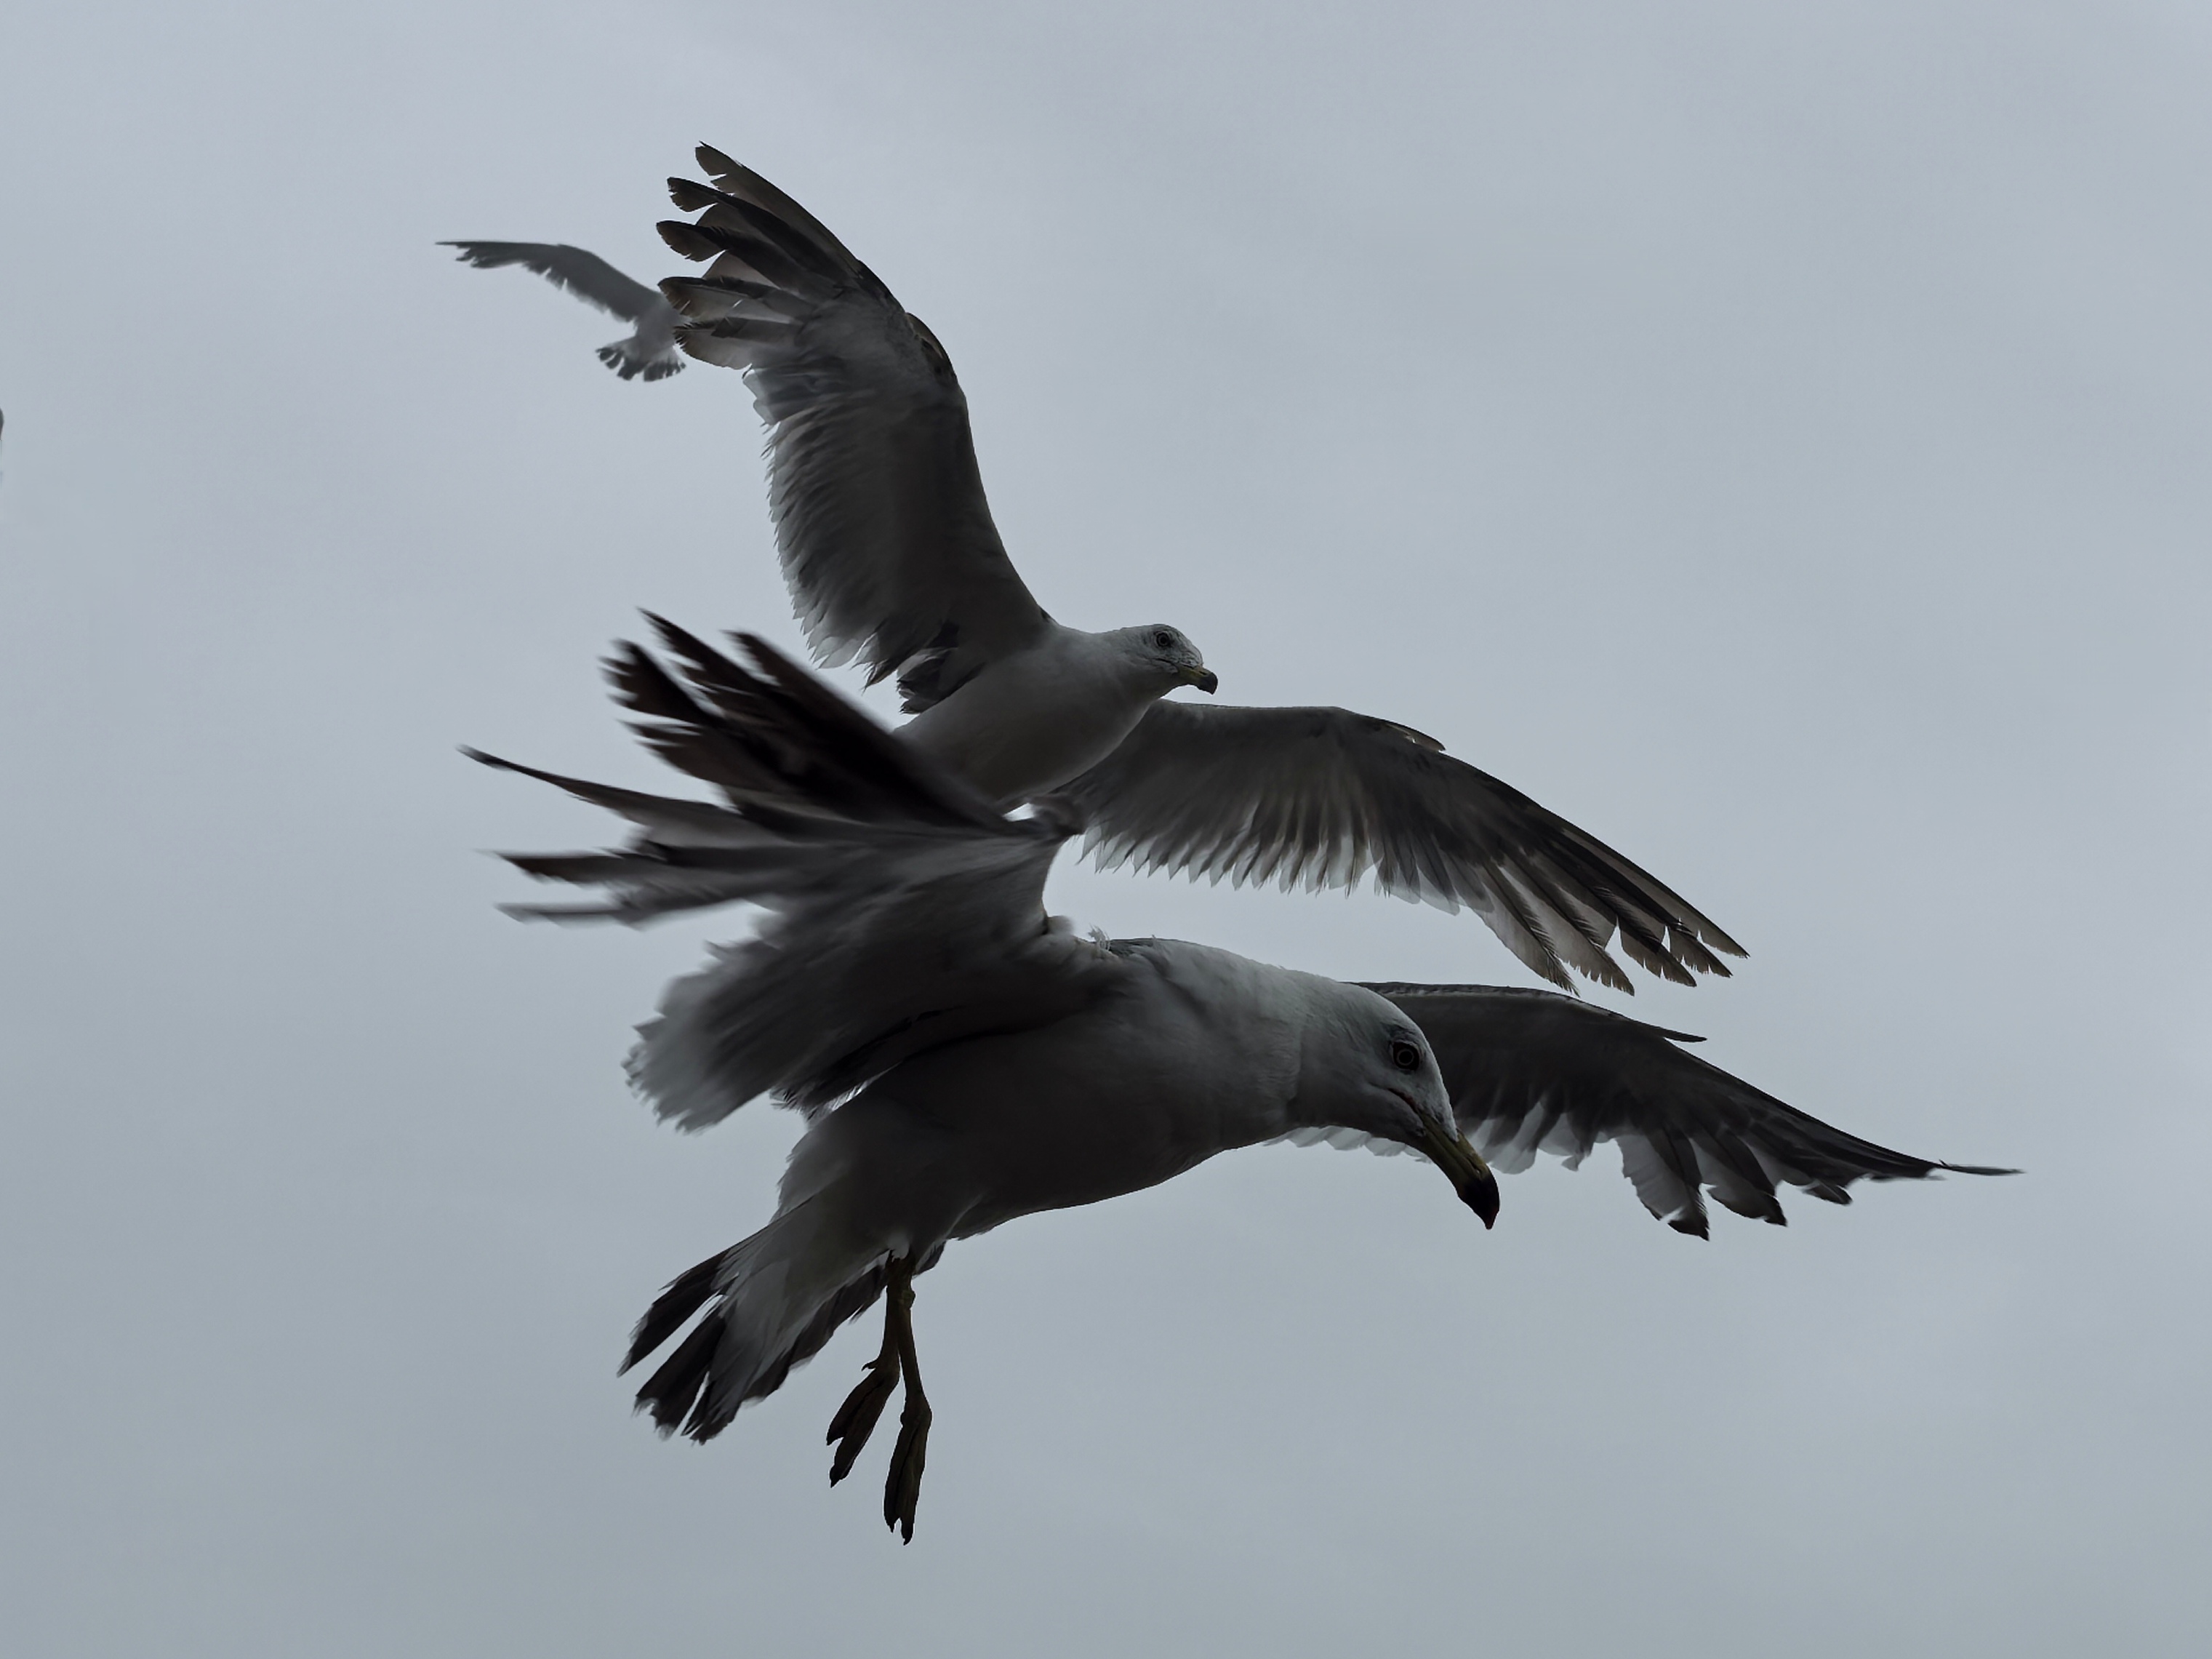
<box><xmin>653</xmin><ymin>143</ymin><xmax>1742</xmax><ymax>994</ymax></box>
<box><xmin>470</xmin><ymin>625</ymin><xmax>2008</xmax><ymax>1534</ymax></box>
<box><xmin>441</xmin><ymin>240</ymin><xmax>685</xmax><ymax>380</ymax></box>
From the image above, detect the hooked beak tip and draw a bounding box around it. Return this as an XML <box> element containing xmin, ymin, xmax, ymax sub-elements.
<box><xmin>1419</xmin><ymin>1119</ymin><xmax>1499</xmax><ymax>1229</ymax></box>
<box><xmin>1192</xmin><ymin>668</ymin><xmax>1219</xmax><ymax>695</ymax></box>
<box><xmin>1461</xmin><ymin>1174</ymin><xmax>1500</xmax><ymax>1228</ymax></box>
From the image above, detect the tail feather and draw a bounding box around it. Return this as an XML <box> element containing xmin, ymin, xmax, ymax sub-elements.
<box><xmin>635</xmin><ymin>1314</ymin><xmax>726</xmax><ymax>1436</ymax></box>
<box><xmin>623</xmin><ymin>1249</ymin><xmax>725</xmax><ymax>1372</ymax></box>
<box><xmin>622</xmin><ymin>1205</ymin><xmax>886</xmax><ymax>1442</ymax></box>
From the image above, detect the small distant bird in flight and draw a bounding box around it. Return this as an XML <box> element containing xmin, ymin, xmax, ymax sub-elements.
<box><xmin>440</xmin><ymin>241</ymin><xmax>684</xmax><ymax>381</ymax></box>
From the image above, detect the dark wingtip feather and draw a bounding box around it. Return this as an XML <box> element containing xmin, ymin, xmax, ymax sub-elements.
<box><xmin>658</xmin><ymin>219</ymin><xmax>720</xmax><ymax>262</ymax></box>
<box><xmin>668</xmin><ymin>175</ymin><xmax>721</xmax><ymax>212</ymax></box>
<box><xmin>1702</xmin><ymin>922</ymin><xmax>1751</xmax><ymax>959</ymax></box>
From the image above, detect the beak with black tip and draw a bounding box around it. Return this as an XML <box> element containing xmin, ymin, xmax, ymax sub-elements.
<box><xmin>1179</xmin><ymin>665</ymin><xmax>1219</xmax><ymax>694</ymax></box>
<box><xmin>1416</xmin><ymin>1119</ymin><xmax>1500</xmax><ymax>1228</ymax></box>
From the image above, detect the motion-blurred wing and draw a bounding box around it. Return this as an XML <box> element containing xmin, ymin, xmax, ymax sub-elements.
<box><xmin>657</xmin><ymin>145</ymin><xmax>1049</xmax><ymax>696</ymax></box>
<box><xmin>1059</xmin><ymin>701</ymin><xmax>1744</xmax><ymax>992</ymax></box>
<box><xmin>442</xmin><ymin>240</ymin><xmax>670</xmax><ymax>322</ymax></box>
<box><xmin>474</xmin><ymin>631</ymin><xmax>1114</xmax><ymax>1125</ymax></box>
<box><xmin>1366</xmin><ymin>983</ymin><xmax>2013</xmax><ymax>1235</ymax></box>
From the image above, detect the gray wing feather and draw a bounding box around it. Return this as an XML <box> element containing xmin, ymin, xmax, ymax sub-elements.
<box><xmin>474</xmin><ymin>629</ymin><xmax>1112</xmax><ymax>1125</ymax></box>
<box><xmin>657</xmin><ymin>146</ymin><xmax>1049</xmax><ymax>690</ymax></box>
<box><xmin>1365</xmin><ymin>983</ymin><xmax>2015</xmax><ymax>1236</ymax></box>
<box><xmin>441</xmin><ymin>241</ymin><xmax>669</xmax><ymax>322</ymax></box>
<box><xmin>1058</xmin><ymin>702</ymin><xmax>1745</xmax><ymax>993</ymax></box>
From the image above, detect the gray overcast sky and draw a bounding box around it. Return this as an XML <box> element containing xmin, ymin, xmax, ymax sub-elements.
<box><xmin>3</xmin><ymin>2</ymin><xmax>2208</xmax><ymax>1654</ymax></box>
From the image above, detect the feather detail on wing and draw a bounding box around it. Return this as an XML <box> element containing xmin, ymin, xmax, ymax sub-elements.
<box><xmin>473</xmin><ymin>630</ymin><xmax>1113</xmax><ymax>1126</ymax></box>
<box><xmin>1054</xmin><ymin>701</ymin><xmax>1744</xmax><ymax>993</ymax></box>
<box><xmin>658</xmin><ymin>145</ymin><xmax>1050</xmax><ymax>693</ymax></box>
<box><xmin>1364</xmin><ymin>984</ymin><xmax>2015</xmax><ymax>1236</ymax></box>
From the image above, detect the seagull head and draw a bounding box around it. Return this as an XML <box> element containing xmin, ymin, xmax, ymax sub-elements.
<box><xmin>1312</xmin><ymin>988</ymin><xmax>1499</xmax><ymax>1228</ymax></box>
<box><xmin>1111</xmin><ymin>623</ymin><xmax>1217</xmax><ymax>695</ymax></box>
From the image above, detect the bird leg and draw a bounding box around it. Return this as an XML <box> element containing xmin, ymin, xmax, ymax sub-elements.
<box><xmin>825</xmin><ymin>1272</ymin><xmax>902</xmax><ymax>1487</ymax></box>
<box><xmin>882</xmin><ymin>1257</ymin><xmax>932</xmax><ymax>1543</ymax></box>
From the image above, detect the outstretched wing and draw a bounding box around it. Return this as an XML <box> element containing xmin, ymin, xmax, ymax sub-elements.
<box><xmin>1057</xmin><ymin>701</ymin><xmax>1744</xmax><ymax>993</ymax></box>
<box><xmin>1366</xmin><ymin>983</ymin><xmax>2013</xmax><ymax>1235</ymax></box>
<box><xmin>441</xmin><ymin>241</ymin><xmax>670</xmax><ymax>323</ymax></box>
<box><xmin>473</xmin><ymin>629</ymin><xmax>1115</xmax><ymax>1126</ymax></box>
<box><xmin>657</xmin><ymin>145</ymin><xmax>1050</xmax><ymax>695</ymax></box>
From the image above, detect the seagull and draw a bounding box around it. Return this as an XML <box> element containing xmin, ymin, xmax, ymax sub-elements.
<box><xmin>470</xmin><ymin>621</ymin><xmax>2010</xmax><ymax>1540</ymax></box>
<box><xmin>440</xmin><ymin>241</ymin><xmax>685</xmax><ymax>381</ymax></box>
<box><xmin>649</xmin><ymin>145</ymin><xmax>1749</xmax><ymax>995</ymax></box>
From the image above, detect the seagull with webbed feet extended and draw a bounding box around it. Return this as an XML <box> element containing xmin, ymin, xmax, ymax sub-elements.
<box><xmin>470</xmin><ymin>623</ymin><xmax>2011</xmax><ymax>1540</ymax></box>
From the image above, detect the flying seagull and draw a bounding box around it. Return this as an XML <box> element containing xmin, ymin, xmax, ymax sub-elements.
<box><xmin>440</xmin><ymin>241</ymin><xmax>684</xmax><ymax>381</ymax></box>
<box><xmin>470</xmin><ymin>621</ymin><xmax>2010</xmax><ymax>1540</ymax></box>
<box><xmin>649</xmin><ymin>145</ymin><xmax>1745</xmax><ymax>994</ymax></box>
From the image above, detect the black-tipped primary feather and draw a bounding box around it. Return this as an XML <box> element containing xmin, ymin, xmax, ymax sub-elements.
<box><xmin>690</xmin><ymin>144</ymin><xmax>872</xmax><ymax>276</ymax></box>
<box><xmin>671</xmin><ymin>217</ymin><xmax>827</xmax><ymax>296</ymax></box>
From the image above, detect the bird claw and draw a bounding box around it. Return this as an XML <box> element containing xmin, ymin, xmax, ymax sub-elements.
<box><xmin>825</xmin><ymin>1355</ymin><xmax>899</xmax><ymax>1485</ymax></box>
<box><xmin>884</xmin><ymin>1394</ymin><xmax>932</xmax><ymax>1542</ymax></box>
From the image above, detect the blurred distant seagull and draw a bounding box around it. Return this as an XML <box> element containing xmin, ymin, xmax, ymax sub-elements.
<box><xmin>472</xmin><ymin>622</ymin><xmax>2012</xmax><ymax>1539</ymax></box>
<box><xmin>652</xmin><ymin>145</ymin><xmax>1745</xmax><ymax>994</ymax></box>
<box><xmin>441</xmin><ymin>241</ymin><xmax>684</xmax><ymax>381</ymax></box>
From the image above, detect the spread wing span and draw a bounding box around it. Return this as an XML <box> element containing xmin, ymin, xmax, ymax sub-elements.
<box><xmin>1059</xmin><ymin>701</ymin><xmax>1746</xmax><ymax>993</ymax></box>
<box><xmin>1366</xmin><ymin>983</ymin><xmax>2015</xmax><ymax>1236</ymax></box>
<box><xmin>657</xmin><ymin>145</ymin><xmax>1050</xmax><ymax>695</ymax></box>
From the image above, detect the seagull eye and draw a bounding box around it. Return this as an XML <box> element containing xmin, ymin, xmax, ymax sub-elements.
<box><xmin>1390</xmin><ymin>1039</ymin><xmax>1422</xmax><ymax>1074</ymax></box>
<box><xmin>1153</xmin><ymin>630</ymin><xmax>1175</xmax><ymax>650</ymax></box>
